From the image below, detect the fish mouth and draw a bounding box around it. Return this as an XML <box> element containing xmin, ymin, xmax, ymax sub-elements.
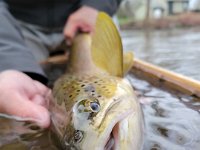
<box><xmin>103</xmin><ymin>110</ymin><xmax>133</xmax><ymax>150</ymax></box>
<box><xmin>104</xmin><ymin>123</ymin><xmax>118</xmax><ymax>150</ymax></box>
<box><xmin>104</xmin><ymin>129</ymin><xmax>115</xmax><ymax>150</ymax></box>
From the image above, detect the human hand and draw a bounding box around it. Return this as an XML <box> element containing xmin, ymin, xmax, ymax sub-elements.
<box><xmin>63</xmin><ymin>6</ymin><xmax>98</xmax><ymax>45</ymax></box>
<box><xmin>0</xmin><ymin>70</ymin><xmax>50</xmax><ymax>128</ymax></box>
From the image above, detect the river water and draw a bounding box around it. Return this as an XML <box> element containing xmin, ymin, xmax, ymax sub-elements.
<box><xmin>0</xmin><ymin>28</ymin><xmax>200</xmax><ymax>150</ymax></box>
<box><xmin>122</xmin><ymin>27</ymin><xmax>200</xmax><ymax>150</ymax></box>
<box><xmin>122</xmin><ymin>27</ymin><xmax>200</xmax><ymax>81</ymax></box>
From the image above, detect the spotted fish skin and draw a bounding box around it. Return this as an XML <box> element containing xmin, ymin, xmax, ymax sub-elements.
<box><xmin>51</xmin><ymin>73</ymin><xmax>143</xmax><ymax>150</ymax></box>
<box><xmin>50</xmin><ymin>12</ymin><xmax>144</xmax><ymax>150</ymax></box>
<box><xmin>53</xmin><ymin>74</ymin><xmax>118</xmax><ymax>106</ymax></box>
<box><xmin>51</xmin><ymin>73</ymin><xmax>119</xmax><ymax>145</ymax></box>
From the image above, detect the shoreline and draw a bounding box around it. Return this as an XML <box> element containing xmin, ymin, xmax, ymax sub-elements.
<box><xmin>120</xmin><ymin>12</ymin><xmax>200</xmax><ymax>30</ymax></box>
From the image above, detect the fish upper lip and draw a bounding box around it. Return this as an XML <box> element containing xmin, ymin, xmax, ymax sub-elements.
<box><xmin>96</xmin><ymin>98</ymin><xmax>125</xmax><ymax>130</ymax></box>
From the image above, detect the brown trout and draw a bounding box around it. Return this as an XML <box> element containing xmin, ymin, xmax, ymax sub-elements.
<box><xmin>50</xmin><ymin>12</ymin><xmax>144</xmax><ymax>150</ymax></box>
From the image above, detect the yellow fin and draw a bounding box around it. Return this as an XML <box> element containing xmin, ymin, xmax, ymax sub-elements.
<box><xmin>91</xmin><ymin>12</ymin><xmax>123</xmax><ymax>77</ymax></box>
<box><xmin>123</xmin><ymin>52</ymin><xmax>134</xmax><ymax>75</ymax></box>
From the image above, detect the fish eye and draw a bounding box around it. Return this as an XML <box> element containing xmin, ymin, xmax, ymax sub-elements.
<box><xmin>90</xmin><ymin>102</ymin><xmax>100</xmax><ymax>112</ymax></box>
<box><xmin>74</xmin><ymin>130</ymin><xmax>84</xmax><ymax>143</ymax></box>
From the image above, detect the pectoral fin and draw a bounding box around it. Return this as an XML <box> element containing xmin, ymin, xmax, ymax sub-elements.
<box><xmin>123</xmin><ymin>52</ymin><xmax>134</xmax><ymax>75</ymax></box>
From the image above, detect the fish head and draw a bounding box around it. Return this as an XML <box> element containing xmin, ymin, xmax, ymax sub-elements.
<box><xmin>51</xmin><ymin>75</ymin><xmax>143</xmax><ymax>150</ymax></box>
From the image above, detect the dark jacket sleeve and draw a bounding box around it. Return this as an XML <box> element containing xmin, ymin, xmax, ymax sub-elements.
<box><xmin>0</xmin><ymin>2</ymin><xmax>47</xmax><ymax>84</ymax></box>
<box><xmin>80</xmin><ymin>0</ymin><xmax>122</xmax><ymax>16</ymax></box>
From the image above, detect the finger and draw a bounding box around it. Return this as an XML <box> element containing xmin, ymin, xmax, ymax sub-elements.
<box><xmin>0</xmin><ymin>70</ymin><xmax>39</xmax><ymax>96</ymax></box>
<box><xmin>79</xmin><ymin>24</ymin><xmax>91</xmax><ymax>33</ymax></box>
<box><xmin>33</xmin><ymin>80</ymin><xmax>49</xmax><ymax>96</ymax></box>
<box><xmin>33</xmin><ymin>81</ymin><xmax>51</xmax><ymax>108</ymax></box>
<box><xmin>31</xmin><ymin>90</ymin><xmax>52</xmax><ymax>109</ymax></box>
<box><xmin>63</xmin><ymin>21</ymin><xmax>79</xmax><ymax>45</ymax></box>
<box><xmin>2</xmin><ymin>92</ymin><xmax>50</xmax><ymax>128</ymax></box>
<box><xmin>31</xmin><ymin>94</ymin><xmax>48</xmax><ymax>108</ymax></box>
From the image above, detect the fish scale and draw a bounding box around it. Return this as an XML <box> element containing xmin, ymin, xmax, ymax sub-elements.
<box><xmin>54</xmin><ymin>74</ymin><xmax>118</xmax><ymax>104</ymax></box>
<box><xmin>50</xmin><ymin>12</ymin><xmax>143</xmax><ymax>150</ymax></box>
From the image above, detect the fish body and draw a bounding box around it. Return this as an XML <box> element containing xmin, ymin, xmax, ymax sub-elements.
<box><xmin>50</xmin><ymin>13</ymin><xmax>144</xmax><ymax>150</ymax></box>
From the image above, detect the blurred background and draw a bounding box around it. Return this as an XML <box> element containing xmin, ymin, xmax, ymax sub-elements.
<box><xmin>118</xmin><ymin>0</ymin><xmax>200</xmax><ymax>27</ymax></box>
<box><xmin>116</xmin><ymin>0</ymin><xmax>200</xmax><ymax>81</ymax></box>
<box><xmin>115</xmin><ymin>3</ymin><xmax>200</xmax><ymax>149</ymax></box>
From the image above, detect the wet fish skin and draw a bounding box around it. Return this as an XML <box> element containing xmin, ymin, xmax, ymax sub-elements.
<box><xmin>50</xmin><ymin>12</ymin><xmax>144</xmax><ymax>150</ymax></box>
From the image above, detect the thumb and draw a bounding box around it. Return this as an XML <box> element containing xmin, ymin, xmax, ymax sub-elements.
<box><xmin>3</xmin><ymin>92</ymin><xmax>50</xmax><ymax>128</ymax></box>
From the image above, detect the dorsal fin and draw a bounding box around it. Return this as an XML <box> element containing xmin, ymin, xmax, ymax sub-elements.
<box><xmin>91</xmin><ymin>12</ymin><xmax>123</xmax><ymax>77</ymax></box>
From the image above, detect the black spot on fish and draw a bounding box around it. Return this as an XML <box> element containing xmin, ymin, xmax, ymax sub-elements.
<box><xmin>63</xmin><ymin>86</ymin><xmax>67</xmax><ymax>90</ymax></box>
<box><xmin>88</xmin><ymin>112</ymin><xmax>95</xmax><ymax>120</ymax></box>
<box><xmin>84</xmin><ymin>85</ymin><xmax>95</xmax><ymax>92</ymax></box>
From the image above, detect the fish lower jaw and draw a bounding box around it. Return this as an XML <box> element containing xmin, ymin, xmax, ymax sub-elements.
<box><xmin>104</xmin><ymin>110</ymin><xmax>133</xmax><ymax>150</ymax></box>
<box><xmin>104</xmin><ymin>123</ymin><xmax>118</xmax><ymax>150</ymax></box>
